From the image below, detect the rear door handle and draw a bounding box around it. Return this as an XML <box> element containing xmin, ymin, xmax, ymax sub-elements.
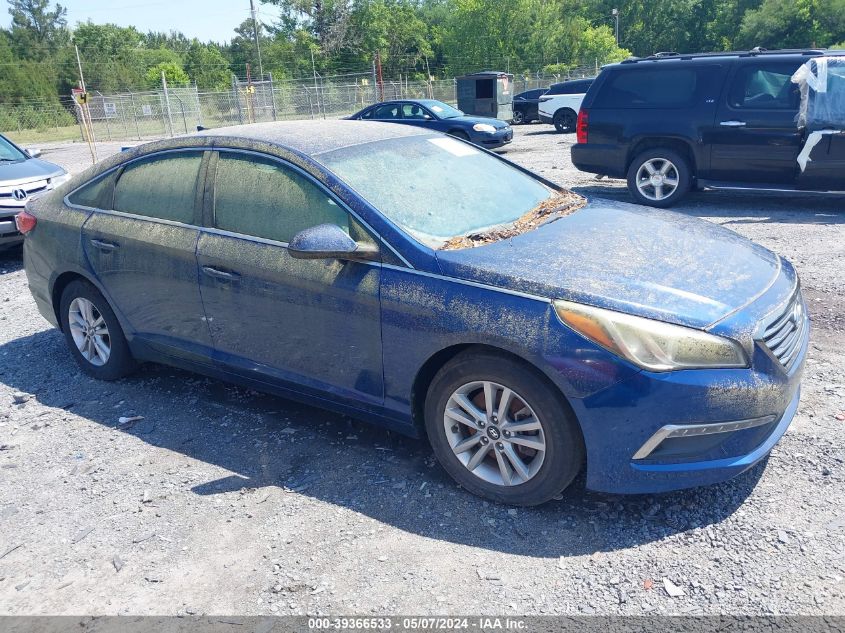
<box><xmin>720</xmin><ymin>120</ymin><xmax>747</xmax><ymax>127</ymax></box>
<box><xmin>90</xmin><ymin>238</ymin><xmax>118</xmax><ymax>251</ymax></box>
<box><xmin>202</xmin><ymin>266</ymin><xmax>240</xmax><ymax>281</ymax></box>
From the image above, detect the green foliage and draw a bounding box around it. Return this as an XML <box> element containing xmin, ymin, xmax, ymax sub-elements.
<box><xmin>145</xmin><ymin>61</ymin><xmax>190</xmax><ymax>88</ymax></box>
<box><xmin>184</xmin><ymin>41</ymin><xmax>232</xmax><ymax>90</ymax></box>
<box><xmin>737</xmin><ymin>0</ymin><xmax>845</xmax><ymax>49</ymax></box>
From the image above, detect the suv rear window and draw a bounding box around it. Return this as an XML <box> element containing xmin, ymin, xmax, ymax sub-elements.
<box><xmin>546</xmin><ymin>80</ymin><xmax>592</xmax><ymax>95</ymax></box>
<box><xmin>593</xmin><ymin>67</ymin><xmax>718</xmax><ymax>109</ymax></box>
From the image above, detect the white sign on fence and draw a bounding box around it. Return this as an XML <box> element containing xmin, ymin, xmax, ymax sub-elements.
<box><xmin>141</xmin><ymin>104</ymin><xmax>153</xmax><ymax>116</ymax></box>
<box><xmin>103</xmin><ymin>102</ymin><xmax>117</xmax><ymax>116</ymax></box>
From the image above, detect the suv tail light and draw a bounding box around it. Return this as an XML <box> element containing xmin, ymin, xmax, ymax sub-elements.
<box><xmin>576</xmin><ymin>110</ymin><xmax>589</xmax><ymax>144</ymax></box>
<box><xmin>15</xmin><ymin>210</ymin><xmax>36</xmax><ymax>235</ymax></box>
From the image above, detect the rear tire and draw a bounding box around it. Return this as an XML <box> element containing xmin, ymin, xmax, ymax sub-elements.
<box><xmin>626</xmin><ymin>148</ymin><xmax>692</xmax><ymax>208</ymax></box>
<box><xmin>424</xmin><ymin>350</ymin><xmax>584</xmax><ymax>506</ymax></box>
<box><xmin>59</xmin><ymin>280</ymin><xmax>136</xmax><ymax>380</ymax></box>
<box><xmin>553</xmin><ymin>109</ymin><xmax>577</xmax><ymax>133</ymax></box>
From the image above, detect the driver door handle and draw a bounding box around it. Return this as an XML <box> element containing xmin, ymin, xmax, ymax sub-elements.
<box><xmin>202</xmin><ymin>266</ymin><xmax>240</xmax><ymax>281</ymax></box>
<box><xmin>720</xmin><ymin>120</ymin><xmax>747</xmax><ymax>127</ymax></box>
<box><xmin>90</xmin><ymin>238</ymin><xmax>119</xmax><ymax>251</ymax></box>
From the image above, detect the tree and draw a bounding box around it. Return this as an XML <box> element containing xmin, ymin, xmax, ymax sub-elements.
<box><xmin>184</xmin><ymin>41</ymin><xmax>231</xmax><ymax>90</ymax></box>
<box><xmin>347</xmin><ymin>0</ymin><xmax>432</xmax><ymax>74</ymax></box>
<box><xmin>738</xmin><ymin>0</ymin><xmax>845</xmax><ymax>48</ymax></box>
<box><xmin>261</xmin><ymin>0</ymin><xmax>354</xmax><ymax>52</ymax></box>
<box><xmin>7</xmin><ymin>0</ymin><xmax>68</xmax><ymax>59</ymax></box>
<box><xmin>145</xmin><ymin>61</ymin><xmax>190</xmax><ymax>88</ymax></box>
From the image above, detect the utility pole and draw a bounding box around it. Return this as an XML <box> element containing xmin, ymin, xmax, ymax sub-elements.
<box><xmin>74</xmin><ymin>45</ymin><xmax>97</xmax><ymax>162</ymax></box>
<box><xmin>250</xmin><ymin>0</ymin><xmax>264</xmax><ymax>79</ymax></box>
<box><xmin>612</xmin><ymin>8</ymin><xmax>620</xmax><ymax>46</ymax></box>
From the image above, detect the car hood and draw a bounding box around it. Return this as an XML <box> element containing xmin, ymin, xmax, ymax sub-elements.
<box><xmin>0</xmin><ymin>158</ymin><xmax>65</xmax><ymax>186</ymax></box>
<box><xmin>434</xmin><ymin>198</ymin><xmax>781</xmax><ymax>329</ymax></box>
<box><xmin>443</xmin><ymin>115</ymin><xmax>510</xmax><ymax>129</ymax></box>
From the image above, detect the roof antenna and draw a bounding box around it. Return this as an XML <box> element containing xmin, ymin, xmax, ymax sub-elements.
<box><xmin>196</xmin><ymin>125</ymin><xmax>208</xmax><ymax>132</ymax></box>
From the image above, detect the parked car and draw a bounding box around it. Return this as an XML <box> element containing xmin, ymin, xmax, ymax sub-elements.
<box><xmin>19</xmin><ymin>120</ymin><xmax>807</xmax><ymax>505</ymax></box>
<box><xmin>0</xmin><ymin>133</ymin><xmax>69</xmax><ymax>250</ymax></box>
<box><xmin>538</xmin><ymin>78</ymin><xmax>594</xmax><ymax>133</ymax></box>
<box><xmin>572</xmin><ymin>49</ymin><xmax>845</xmax><ymax>207</ymax></box>
<box><xmin>348</xmin><ymin>99</ymin><xmax>513</xmax><ymax>149</ymax></box>
<box><xmin>511</xmin><ymin>88</ymin><xmax>547</xmax><ymax>124</ymax></box>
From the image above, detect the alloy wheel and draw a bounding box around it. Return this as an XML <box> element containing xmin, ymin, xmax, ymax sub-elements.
<box><xmin>635</xmin><ymin>158</ymin><xmax>680</xmax><ymax>201</ymax></box>
<box><xmin>68</xmin><ymin>297</ymin><xmax>111</xmax><ymax>366</ymax></box>
<box><xmin>442</xmin><ymin>380</ymin><xmax>546</xmax><ymax>486</ymax></box>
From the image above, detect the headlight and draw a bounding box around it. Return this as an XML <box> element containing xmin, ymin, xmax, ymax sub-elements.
<box><xmin>49</xmin><ymin>172</ymin><xmax>72</xmax><ymax>188</ymax></box>
<box><xmin>553</xmin><ymin>299</ymin><xmax>748</xmax><ymax>372</ymax></box>
<box><xmin>472</xmin><ymin>123</ymin><xmax>497</xmax><ymax>133</ymax></box>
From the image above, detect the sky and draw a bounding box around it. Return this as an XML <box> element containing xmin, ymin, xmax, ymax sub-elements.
<box><xmin>2</xmin><ymin>0</ymin><xmax>280</xmax><ymax>43</ymax></box>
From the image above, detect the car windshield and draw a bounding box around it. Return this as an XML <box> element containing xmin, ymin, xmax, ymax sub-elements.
<box><xmin>425</xmin><ymin>101</ymin><xmax>464</xmax><ymax>119</ymax></box>
<box><xmin>0</xmin><ymin>135</ymin><xmax>27</xmax><ymax>162</ymax></box>
<box><xmin>318</xmin><ymin>134</ymin><xmax>560</xmax><ymax>247</ymax></box>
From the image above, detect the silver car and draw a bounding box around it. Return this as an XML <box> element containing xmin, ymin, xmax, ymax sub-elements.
<box><xmin>1</xmin><ymin>133</ymin><xmax>70</xmax><ymax>249</ymax></box>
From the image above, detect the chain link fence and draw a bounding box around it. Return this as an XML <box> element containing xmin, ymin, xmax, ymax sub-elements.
<box><xmin>1</xmin><ymin>65</ymin><xmax>597</xmax><ymax>145</ymax></box>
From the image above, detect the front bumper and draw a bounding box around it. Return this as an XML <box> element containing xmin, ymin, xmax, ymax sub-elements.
<box><xmin>563</xmin><ymin>276</ymin><xmax>809</xmax><ymax>495</ymax></box>
<box><xmin>474</xmin><ymin>128</ymin><xmax>513</xmax><ymax>149</ymax></box>
<box><xmin>0</xmin><ymin>211</ymin><xmax>23</xmax><ymax>249</ymax></box>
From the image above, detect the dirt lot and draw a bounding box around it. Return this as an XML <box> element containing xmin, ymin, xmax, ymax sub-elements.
<box><xmin>1</xmin><ymin>125</ymin><xmax>844</xmax><ymax>616</ymax></box>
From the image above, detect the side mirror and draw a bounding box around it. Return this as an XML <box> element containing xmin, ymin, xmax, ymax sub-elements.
<box><xmin>25</xmin><ymin>148</ymin><xmax>41</xmax><ymax>158</ymax></box>
<box><xmin>288</xmin><ymin>223</ymin><xmax>379</xmax><ymax>261</ymax></box>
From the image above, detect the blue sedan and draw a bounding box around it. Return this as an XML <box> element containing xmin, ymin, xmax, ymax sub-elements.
<box><xmin>19</xmin><ymin>120</ymin><xmax>807</xmax><ymax>505</ymax></box>
<box><xmin>348</xmin><ymin>99</ymin><xmax>513</xmax><ymax>149</ymax></box>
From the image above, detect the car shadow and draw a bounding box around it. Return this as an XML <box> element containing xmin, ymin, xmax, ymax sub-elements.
<box><xmin>0</xmin><ymin>329</ymin><xmax>766</xmax><ymax>558</ymax></box>
<box><xmin>572</xmin><ymin>184</ymin><xmax>845</xmax><ymax>225</ymax></box>
<box><xmin>0</xmin><ymin>246</ymin><xmax>23</xmax><ymax>273</ymax></box>
<box><xmin>524</xmin><ymin>129</ymin><xmax>566</xmax><ymax>137</ymax></box>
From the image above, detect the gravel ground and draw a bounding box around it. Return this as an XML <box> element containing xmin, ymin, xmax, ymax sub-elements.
<box><xmin>1</xmin><ymin>125</ymin><xmax>844</xmax><ymax>616</ymax></box>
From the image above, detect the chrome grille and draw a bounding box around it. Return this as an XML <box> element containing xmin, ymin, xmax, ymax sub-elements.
<box><xmin>761</xmin><ymin>290</ymin><xmax>808</xmax><ymax>371</ymax></box>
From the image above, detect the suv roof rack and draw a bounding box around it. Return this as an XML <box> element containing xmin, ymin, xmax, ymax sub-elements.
<box><xmin>619</xmin><ymin>48</ymin><xmax>825</xmax><ymax>64</ymax></box>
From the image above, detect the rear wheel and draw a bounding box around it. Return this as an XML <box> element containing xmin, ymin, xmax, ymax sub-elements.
<box><xmin>425</xmin><ymin>350</ymin><xmax>584</xmax><ymax>505</ymax></box>
<box><xmin>511</xmin><ymin>109</ymin><xmax>525</xmax><ymax>125</ymax></box>
<box><xmin>553</xmin><ymin>109</ymin><xmax>577</xmax><ymax>133</ymax></box>
<box><xmin>59</xmin><ymin>280</ymin><xmax>136</xmax><ymax>380</ymax></box>
<box><xmin>626</xmin><ymin>148</ymin><xmax>692</xmax><ymax>207</ymax></box>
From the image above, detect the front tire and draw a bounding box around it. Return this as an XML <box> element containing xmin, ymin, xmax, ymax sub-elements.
<box><xmin>552</xmin><ymin>108</ymin><xmax>577</xmax><ymax>133</ymax></box>
<box><xmin>626</xmin><ymin>148</ymin><xmax>692</xmax><ymax>207</ymax></box>
<box><xmin>60</xmin><ymin>280</ymin><xmax>136</xmax><ymax>380</ymax></box>
<box><xmin>425</xmin><ymin>350</ymin><xmax>584</xmax><ymax>506</ymax></box>
<box><xmin>511</xmin><ymin>110</ymin><xmax>525</xmax><ymax>125</ymax></box>
<box><xmin>449</xmin><ymin>130</ymin><xmax>470</xmax><ymax>141</ymax></box>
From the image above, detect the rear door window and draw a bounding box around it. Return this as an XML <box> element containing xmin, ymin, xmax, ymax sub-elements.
<box><xmin>593</xmin><ymin>67</ymin><xmax>719</xmax><ymax>108</ymax></box>
<box><xmin>113</xmin><ymin>153</ymin><xmax>202</xmax><ymax>223</ymax></box>
<box><xmin>212</xmin><ymin>153</ymin><xmax>349</xmax><ymax>244</ymax></box>
<box><xmin>68</xmin><ymin>172</ymin><xmax>117</xmax><ymax>209</ymax></box>
<box><xmin>727</xmin><ymin>64</ymin><xmax>801</xmax><ymax>110</ymax></box>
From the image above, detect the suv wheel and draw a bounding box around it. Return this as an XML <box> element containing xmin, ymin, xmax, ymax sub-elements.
<box><xmin>425</xmin><ymin>350</ymin><xmax>584</xmax><ymax>506</ymax></box>
<box><xmin>511</xmin><ymin>110</ymin><xmax>525</xmax><ymax>125</ymax></box>
<box><xmin>60</xmin><ymin>280</ymin><xmax>136</xmax><ymax>380</ymax></box>
<box><xmin>627</xmin><ymin>148</ymin><xmax>692</xmax><ymax>207</ymax></box>
<box><xmin>552</xmin><ymin>109</ymin><xmax>577</xmax><ymax>133</ymax></box>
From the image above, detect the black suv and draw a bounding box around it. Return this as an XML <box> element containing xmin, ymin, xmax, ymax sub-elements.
<box><xmin>572</xmin><ymin>49</ymin><xmax>845</xmax><ymax>207</ymax></box>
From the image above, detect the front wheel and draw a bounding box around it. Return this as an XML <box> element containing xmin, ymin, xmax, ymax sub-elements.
<box><xmin>511</xmin><ymin>110</ymin><xmax>525</xmax><ymax>125</ymax></box>
<box><xmin>553</xmin><ymin>109</ymin><xmax>577</xmax><ymax>133</ymax></box>
<box><xmin>59</xmin><ymin>280</ymin><xmax>136</xmax><ymax>380</ymax></box>
<box><xmin>448</xmin><ymin>130</ymin><xmax>470</xmax><ymax>141</ymax></box>
<box><xmin>626</xmin><ymin>148</ymin><xmax>692</xmax><ymax>207</ymax></box>
<box><xmin>425</xmin><ymin>350</ymin><xmax>584</xmax><ymax>506</ymax></box>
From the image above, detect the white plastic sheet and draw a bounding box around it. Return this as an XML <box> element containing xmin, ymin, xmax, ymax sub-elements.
<box><xmin>792</xmin><ymin>56</ymin><xmax>845</xmax><ymax>129</ymax></box>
